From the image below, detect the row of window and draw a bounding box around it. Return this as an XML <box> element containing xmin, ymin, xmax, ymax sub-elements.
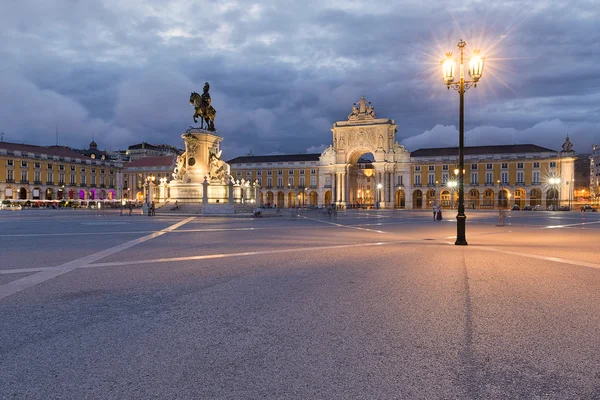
<box><xmin>416</xmin><ymin>162</ymin><xmax>553</xmax><ymax>172</ymax></box>
<box><xmin>415</xmin><ymin>171</ymin><xmax>543</xmax><ymax>186</ymax></box>
<box><xmin>5</xmin><ymin>160</ymin><xmax>114</xmax><ymax>174</ymax></box>
<box><xmin>256</xmin><ymin>176</ymin><xmax>318</xmax><ymax>188</ymax></box>
<box><xmin>6</xmin><ymin>170</ymin><xmax>114</xmax><ymax>186</ymax></box>
<box><xmin>235</xmin><ymin>169</ymin><xmax>317</xmax><ymax>177</ymax></box>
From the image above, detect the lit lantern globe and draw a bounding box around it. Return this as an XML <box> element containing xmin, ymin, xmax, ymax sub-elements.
<box><xmin>469</xmin><ymin>49</ymin><xmax>484</xmax><ymax>81</ymax></box>
<box><xmin>441</xmin><ymin>52</ymin><xmax>455</xmax><ymax>85</ymax></box>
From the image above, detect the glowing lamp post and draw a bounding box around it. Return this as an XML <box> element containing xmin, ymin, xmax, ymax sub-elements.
<box><xmin>145</xmin><ymin>175</ymin><xmax>155</xmax><ymax>204</ymax></box>
<box><xmin>376</xmin><ymin>183</ymin><xmax>383</xmax><ymax>209</ymax></box>
<box><xmin>441</xmin><ymin>39</ymin><xmax>485</xmax><ymax>245</ymax></box>
<box><xmin>549</xmin><ymin>177</ymin><xmax>561</xmax><ymax>208</ymax></box>
<box><xmin>448</xmin><ymin>180</ymin><xmax>457</xmax><ymax>209</ymax></box>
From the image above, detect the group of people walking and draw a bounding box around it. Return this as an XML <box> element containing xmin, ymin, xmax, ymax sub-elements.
<box><xmin>433</xmin><ymin>205</ymin><xmax>443</xmax><ymax>221</ymax></box>
<box><xmin>147</xmin><ymin>201</ymin><xmax>156</xmax><ymax>216</ymax></box>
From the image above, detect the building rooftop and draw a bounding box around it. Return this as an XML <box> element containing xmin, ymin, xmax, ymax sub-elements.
<box><xmin>410</xmin><ymin>144</ymin><xmax>557</xmax><ymax>158</ymax></box>
<box><xmin>228</xmin><ymin>154</ymin><xmax>321</xmax><ymax>164</ymax></box>
<box><xmin>123</xmin><ymin>155</ymin><xmax>176</xmax><ymax>168</ymax></box>
<box><xmin>0</xmin><ymin>141</ymin><xmax>96</xmax><ymax>160</ymax></box>
<box><xmin>127</xmin><ymin>142</ymin><xmax>180</xmax><ymax>152</ymax></box>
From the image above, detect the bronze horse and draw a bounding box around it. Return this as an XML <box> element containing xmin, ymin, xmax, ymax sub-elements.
<box><xmin>189</xmin><ymin>92</ymin><xmax>216</xmax><ymax>131</ymax></box>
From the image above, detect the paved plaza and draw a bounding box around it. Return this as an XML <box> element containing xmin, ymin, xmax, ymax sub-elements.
<box><xmin>1</xmin><ymin>208</ymin><xmax>600</xmax><ymax>399</ymax></box>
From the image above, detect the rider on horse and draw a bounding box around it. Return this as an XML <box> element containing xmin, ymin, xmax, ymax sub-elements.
<box><xmin>200</xmin><ymin>82</ymin><xmax>212</xmax><ymax>115</ymax></box>
<box><xmin>190</xmin><ymin>82</ymin><xmax>216</xmax><ymax>131</ymax></box>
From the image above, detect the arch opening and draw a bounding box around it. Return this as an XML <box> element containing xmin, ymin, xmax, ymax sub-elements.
<box><xmin>395</xmin><ymin>190</ymin><xmax>405</xmax><ymax>208</ymax></box>
<box><xmin>309</xmin><ymin>191</ymin><xmax>318</xmax><ymax>206</ymax></box>
<box><xmin>546</xmin><ymin>188</ymin><xmax>559</xmax><ymax>208</ymax></box>
<box><xmin>530</xmin><ymin>189</ymin><xmax>541</xmax><ymax>207</ymax></box>
<box><xmin>324</xmin><ymin>190</ymin><xmax>332</xmax><ymax>206</ymax></box>
<box><xmin>426</xmin><ymin>189</ymin><xmax>436</xmax><ymax>208</ymax></box>
<box><xmin>348</xmin><ymin>151</ymin><xmax>376</xmax><ymax>207</ymax></box>
<box><xmin>412</xmin><ymin>190</ymin><xmax>423</xmax><ymax>209</ymax></box>
<box><xmin>498</xmin><ymin>189</ymin><xmax>509</xmax><ymax>209</ymax></box>
<box><xmin>265</xmin><ymin>191</ymin><xmax>274</xmax><ymax>206</ymax></box>
<box><xmin>514</xmin><ymin>188</ymin><xmax>525</xmax><ymax>208</ymax></box>
<box><xmin>483</xmin><ymin>189</ymin><xmax>494</xmax><ymax>207</ymax></box>
<box><xmin>468</xmin><ymin>189</ymin><xmax>480</xmax><ymax>209</ymax></box>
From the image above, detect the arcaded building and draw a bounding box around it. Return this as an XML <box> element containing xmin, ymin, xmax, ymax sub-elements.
<box><xmin>229</xmin><ymin>97</ymin><xmax>577</xmax><ymax>209</ymax></box>
<box><xmin>0</xmin><ymin>141</ymin><xmax>123</xmax><ymax>203</ymax></box>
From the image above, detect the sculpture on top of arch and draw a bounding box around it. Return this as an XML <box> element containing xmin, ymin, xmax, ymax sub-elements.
<box><xmin>348</xmin><ymin>95</ymin><xmax>376</xmax><ymax>121</ymax></box>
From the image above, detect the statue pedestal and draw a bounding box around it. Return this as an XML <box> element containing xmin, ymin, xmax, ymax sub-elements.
<box><xmin>168</xmin><ymin>182</ymin><xmax>204</xmax><ymax>203</ymax></box>
<box><xmin>168</xmin><ymin>127</ymin><xmax>235</xmax><ymax>214</ymax></box>
<box><xmin>180</xmin><ymin>128</ymin><xmax>223</xmax><ymax>184</ymax></box>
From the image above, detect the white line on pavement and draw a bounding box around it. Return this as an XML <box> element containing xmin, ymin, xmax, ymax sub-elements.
<box><xmin>473</xmin><ymin>246</ymin><xmax>600</xmax><ymax>270</ymax></box>
<box><xmin>301</xmin><ymin>216</ymin><xmax>387</xmax><ymax>233</ymax></box>
<box><xmin>162</xmin><ymin>217</ymin><xmax>196</xmax><ymax>232</ymax></box>
<box><xmin>0</xmin><ymin>267</ymin><xmax>54</xmax><ymax>275</ymax></box>
<box><xmin>81</xmin><ymin>241</ymin><xmax>404</xmax><ymax>268</ymax></box>
<box><xmin>0</xmin><ymin>217</ymin><xmax>196</xmax><ymax>300</ymax></box>
<box><xmin>0</xmin><ymin>241</ymin><xmax>414</xmax><ymax>275</ymax></box>
<box><xmin>0</xmin><ymin>231</ymin><xmax>157</xmax><ymax>238</ymax></box>
<box><xmin>173</xmin><ymin>227</ymin><xmax>258</xmax><ymax>233</ymax></box>
<box><xmin>542</xmin><ymin>220</ymin><xmax>600</xmax><ymax>229</ymax></box>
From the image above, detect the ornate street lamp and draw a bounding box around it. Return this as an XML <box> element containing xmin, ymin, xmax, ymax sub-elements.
<box><xmin>441</xmin><ymin>39</ymin><xmax>485</xmax><ymax>245</ymax></box>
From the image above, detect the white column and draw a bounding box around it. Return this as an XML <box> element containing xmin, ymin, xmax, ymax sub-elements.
<box><xmin>342</xmin><ymin>171</ymin><xmax>347</xmax><ymax>204</ymax></box>
<box><xmin>159</xmin><ymin>182</ymin><xmax>166</xmax><ymax>201</ymax></box>
<box><xmin>391</xmin><ymin>171</ymin><xmax>397</xmax><ymax>204</ymax></box>
<box><xmin>335</xmin><ymin>172</ymin><xmax>340</xmax><ymax>203</ymax></box>
<box><xmin>386</xmin><ymin>172</ymin><xmax>391</xmax><ymax>203</ymax></box>
<box><xmin>339</xmin><ymin>172</ymin><xmax>343</xmax><ymax>203</ymax></box>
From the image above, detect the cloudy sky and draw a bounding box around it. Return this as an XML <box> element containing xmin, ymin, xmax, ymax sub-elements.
<box><xmin>1</xmin><ymin>0</ymin><xmax>598</xmax><ymax>157</ymax></box>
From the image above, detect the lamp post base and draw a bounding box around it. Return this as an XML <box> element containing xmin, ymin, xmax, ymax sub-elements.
<box><xmin>455</xmin><ymin>213</ymin><xmax>468</xmax><ymax>245</ymax></box>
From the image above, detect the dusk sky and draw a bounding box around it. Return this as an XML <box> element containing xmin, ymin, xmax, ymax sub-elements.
<box><xmin>1</xmin><ymin>0</ymin><xmax>598</xmax><ymax>158</ymax></box>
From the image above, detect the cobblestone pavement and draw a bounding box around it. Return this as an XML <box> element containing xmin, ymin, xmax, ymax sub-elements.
<box><xmin>1</xmin><ymin>209</ymin><xmax>599</xmax><ymax>399</ymax></box>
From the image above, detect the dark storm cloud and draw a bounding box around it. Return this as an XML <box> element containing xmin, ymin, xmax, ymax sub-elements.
<box><xmin>0</xmin><ymin>0</ymin><xmax>598</xmax><ymax>157</ymax></box>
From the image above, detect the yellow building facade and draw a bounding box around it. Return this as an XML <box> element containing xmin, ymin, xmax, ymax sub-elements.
<box><xmin>229</xmin><ymin>142</ymin><xmax>577</xmax><ymax>210</ymax></box>
<box><xmin>408</xmin><ymin>143</ymin><xmax>575</xmax><ymax>209</ymax></box>
<box><xmin>0</xmin><ymin>142</ymin><xmax>123</xmax><ymax>203</ymax></box>
<box><xmin>227</xmin><ymin>154</ymin><xmax>320</xmax><ymax>208</ymax></box>
<box><xmin>229</xmin><ymin>97</ymin><xmax>577</xmax><ymax>210</ymax></box>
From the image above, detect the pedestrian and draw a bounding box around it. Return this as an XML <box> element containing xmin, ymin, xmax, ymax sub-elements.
<box><xmin>128</xmin><ymin>202</ymin><xmax>133</xmax><ymax>216</ymax></box>
<box><xmin>151</xmin><ymin>201</ymin><xmax>156</xmax><ymax>216</ymax></box>
<box><xmin>433</xmin><ymin>205</ymin><xmax>437</xmax><ymax>221</ymax></box>
<box><xmin>436</xmin><ymin>205</ymin><xmax>442</xmax><ymax>221</ymax></box>
<box><xmin>497</xmin><ymin>207</ymin><xmax>505</xmax><ymax>226</ymax></box>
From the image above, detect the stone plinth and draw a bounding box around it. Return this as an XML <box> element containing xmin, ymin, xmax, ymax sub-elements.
<box><xmin>178</xmin><ymin>128</ymin><xmax>223</xmax><ymax>185</ymax></box>
<box><xmin>167</xmin><ymin>127</ymin><xmax>254</xmax><ymax>215</ymax></box>
<box><xmin>168</xmin><ymin>182</ymin><xmax>204</xmax><ymax>203</ymax></box>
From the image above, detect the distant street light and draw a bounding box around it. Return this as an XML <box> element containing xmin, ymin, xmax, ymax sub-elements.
<box><xmin>548</xmin><ymin>177</ymin><xmax>561</xmax><ymax>208</ymax></box>
<box><xmin>145</xmin><ymin>175</ymin><xmax>155</xmax><ymax>204</ymax></box>
<box><xmin>448</xmin><ymin>180</ymin><xmax>457</xmax><ymax>209</ymax></box>
<box><xmin>442</xmin><ymin>39</ymin><xmax>485</xmax><ymax>246</ymax></box>
<box><xmin>304</xmin><ymin>187</ymin><xmax>308</xmax><ymax>208</ymax></box>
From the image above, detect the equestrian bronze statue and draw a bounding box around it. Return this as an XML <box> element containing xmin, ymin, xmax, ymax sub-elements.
<box><xmin>189</xmin><ymin>82</ymin><xmax>216</xmax><ymax>131</ymax></box>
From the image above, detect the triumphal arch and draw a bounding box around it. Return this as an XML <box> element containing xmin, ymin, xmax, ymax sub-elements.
<box><xmin>318</xmin><ymin>96</ymin><xmax>411</xmax><ymax>208</ymax></box>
